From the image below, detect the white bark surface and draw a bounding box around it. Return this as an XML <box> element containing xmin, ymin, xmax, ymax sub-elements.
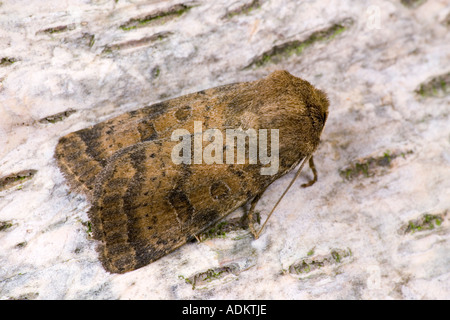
<box><xmin>0</xmin><ymin>0</ymin><xmax>449</xmax><ymax>299</ymax></box>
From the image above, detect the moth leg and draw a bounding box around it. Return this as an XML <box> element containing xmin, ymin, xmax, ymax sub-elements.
<box><xmin>246</xmin><ymin>193</ymin><xmax>263</xmax><ymax>239</ymax></box>
<box><xmin>301</xmin><ymin>156</ymin><xmax>318</xmax><ymax>188</ymax></box>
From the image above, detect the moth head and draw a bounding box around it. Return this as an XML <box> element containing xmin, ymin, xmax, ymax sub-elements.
<box><xmin>265</xmin><ymin>70</ymin><xmax>329</xmax><ymax>131</ymax></box>
<box><xmin>313</xmin><ymin>88</ymin><xmax>329</xmax><ymax>131</ymax></box>
<box><xmin>297</xmin><ymin>84</ymin><xmax>330</xmax><ymax>138</ymax></box>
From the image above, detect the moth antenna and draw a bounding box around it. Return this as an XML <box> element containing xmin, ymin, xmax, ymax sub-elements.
<box><xmin>253</xmin><ymin>154</ymin><xmax>313</xmax><ymax>239</ymax></box>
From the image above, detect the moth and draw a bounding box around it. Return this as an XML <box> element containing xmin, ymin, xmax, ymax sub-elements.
<box><xmin>55</xmin><ymin>70</ymin><xmax>329</xmax><ymax>273</ymax></box>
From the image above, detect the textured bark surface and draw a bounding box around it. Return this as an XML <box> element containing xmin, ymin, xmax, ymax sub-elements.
<box><xmin>0</xmin><ymin>0</ymin><xmax>449</xmax><ymax>299</ymax></box>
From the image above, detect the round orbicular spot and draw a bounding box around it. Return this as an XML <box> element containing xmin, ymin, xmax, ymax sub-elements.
<box><xmin>168</xmin><ymin>189</ymin><xmax>194</xmax><ymax>224</ymax></box>
<box><xmin>210</xmin><ymin>181</ymin><xmax>231</xmax><ymax>200</ymax></box>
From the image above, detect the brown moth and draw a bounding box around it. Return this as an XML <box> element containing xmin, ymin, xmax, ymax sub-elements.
<box><xmin>55</xmin><ymin>70</ymin><xmax>329</xmax><ymax>273</ymax></box>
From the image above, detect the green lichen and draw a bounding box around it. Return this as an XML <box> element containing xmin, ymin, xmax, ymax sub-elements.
<box><xmin>197</xmin><ymin>213</ymin><xmax>260</xmax><ymax>241</ymax></box>
<box><xmin>444</xmin><ymin>12</ymin><xmax>450</xmax><ymax>26</ymax></box>
<box><xmin>8</xmin><ymin>292</ymin><xmax>39</xmax><ymax>300</ymax></box>
<box><xmin>401</xmin><ymin>0</ymin><xmax>427</xmax><ymax>8</ymax></box>
<box><xmin>102</xmin><ymin>47</ymin><xmax>113</xmax><ymax>54</ymax></box>
<box><xmin>88</xmin><ymin>34</ymin><xmax>95</xmax><ymax>48</ymax></box>
<box><xmin>178</xmin><ymin>274</ymin><xmax>194</xmax><ymax>286</ymax></box>
<box><xmin>0</xmin><ymin>57</ymin><xmax>17</xmax><ymax>67</ymax></box>
<box><xmin>225</xmin><ymin>0</ymin><xmax>261</xmax><ymax>19</ymax></box>
<box><xmin>202</xmin><ymin>269</ymin><xmax>226</xmax><ymax>281</ymax></box>
<box><xmin>0</xmin><ymin>221</ymin><xmax>13</xmax><ymax>231</ymax></box>
<box><xmin>184</xmin><ymin>265</ymin><xmax>239</xmax><ymax>289</ymax></box>
<box><xmin>16</xmin><ymin>241</ymin><xmax>27</xmax><ymax>248</ymax></box>
<box><xmin>38</xmin><ymin>24</ymin><xmax>76</xmax><ymax>35</ymax></box>
<box><xmin>405</xmin><ymin>213</ymin><xmax>444</xmax><ymax>234</ymax></box>
<box><xmin>289</xmin><ymin>248</ymin><xmax>352</xmax><ymax>276</ymax></box>
<box><xmin>293</xmin><ymin>261</ymin><xmax>313</xmax><ymax>274</ymax></box>
<box><xmin>46</xmin><ymin>26</ymin><xmax>67</xmax><ymax>34</ymax></box>
<box><xmin>86</xmin><ymin>221</ymin><xmax>92</xmax><ymax>234</ymax></box>
<box><xmin>202</xmin><ymin>221</ymin><xmax>229</xmax><ymax>239</ymax></box>
<box><xmin>382</xmin><ymin>150</ymin><xmax>391</xmax><ymax>165</ymax></box>
<box><xmin>331</xmin><ymin>250</ymin><xmax>341</xmax><ymax>263</ymax></box>
<box><xmin>0</xmin><ymin>170</ymin><xmax>37</xmax><ymax>191</ymax></box>
<box><xmin>102</xmin><ymin>32</ymin><xmax>170</xmax><ymax>53</ymax></box>
<box><xmin>153</xmin><ymin>67</ymin><xmax>160</xmax><ymax>78</ymax></box>
<box><xmin>81</xmin><ymin>221</ymin><xmax>93</xmax><ymax>236</ymax></box>
<box><xmin>39</xmin><ymin>109</ymin><xmax>76</xmax><ymax>124</ymax></box>
<box><xmin>120</xmin><ymin>4</ymin><xmax>193</xmax><ymax>30</ymax></box>
<box><xmin>246</xmin><ymin>18</ymin><xmax>353</xmax><ymax>68</ymax></box>
<box><xmin>416</xmin><ymin>72</ymin><xmax>450</xmax><ymax>98</ymax></box>
<box><xmin>339</xmin><ymin>150</ymin><xmax>412</xmax><ymax>181</ymax></box>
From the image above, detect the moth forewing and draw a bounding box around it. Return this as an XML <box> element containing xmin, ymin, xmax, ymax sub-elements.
<box><xmin>55</xmin><ymin>70</ymin><xmax>329</xmax><ymax>273</ymax></box>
